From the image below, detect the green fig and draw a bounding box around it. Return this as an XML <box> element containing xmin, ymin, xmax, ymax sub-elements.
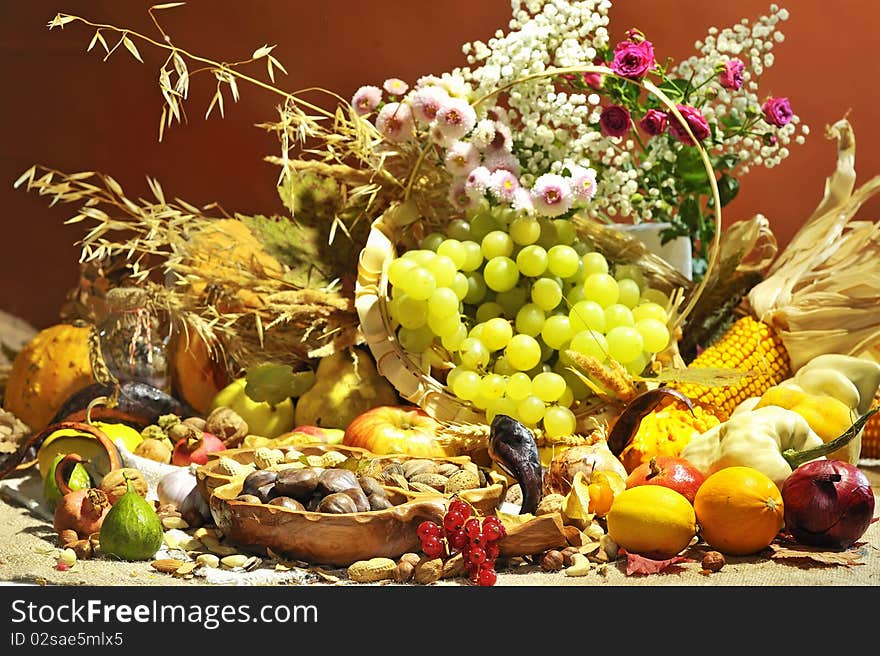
<box><xmin>99</xmin><ymin>476</ymin><xmax>163</xmax><ymax>561</ymax></box>
<box><xmin>44</xmin><ymin>453</ymin><xmax>91</xmax><ymax>511</ymax></box>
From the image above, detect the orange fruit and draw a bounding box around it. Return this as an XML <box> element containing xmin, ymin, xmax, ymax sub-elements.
<box><xmin>693</xmin><ymin>466</ymin><xmax>784</xmax><ymax>556</ymax></box>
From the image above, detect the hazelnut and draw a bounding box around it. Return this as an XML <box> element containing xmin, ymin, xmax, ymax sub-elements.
<box><xmin>701</xmin><ymin>551</ymin><xmax>725</xmax><ymax>572</ymax></box>
<box><xmin>540</xmin><ymin>550</ymin><xmax>565</xmax><ymax>572</ymax></box>
<box><xmin>560</xmin><ymin>546</ymin><xmax>579</xmax><ymax>567</ymax></box>
<box><xmin>394</xmin><ymin>561</ymin><xmax>415</xmax><ymax>583</ymax></box>
<box><xmin>58</xmin><ymin>529</ymin><xmax>78</xmax><ymax>548</ymax></box>
<box><xmin>69</xmin><ymin>539</ymin><xmax>93</xmax><ymax>560</ymax></box>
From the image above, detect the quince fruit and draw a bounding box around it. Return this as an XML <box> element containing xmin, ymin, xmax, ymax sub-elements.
<box><xmin>294</xmin><ymin>347</ymin><xmax>399</xmax><ymax>430</ymax></box>
<box><xmin>210</xmin><ymin>377</ymin><xmax>295</xmax><ymax>439</ymax></box>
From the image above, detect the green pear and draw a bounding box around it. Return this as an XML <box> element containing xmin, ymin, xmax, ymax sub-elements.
<box><xmin>294</xmin><ymin>347</ymin><xmax>399</xmax><ymax>430</ymax></box>
<box><xmin>43</xmin><ymin>453</ymin><xmax>91</xmax><ymax>511</ymax></box>
<box><xmin>210</xmin><ymin>377</ymin><xmax>296</xmax><ymax>439</ymax></box>
<box><xmin>99</xmin><ymin>478</ymin><xmax>164</xmax><ymax>561</ymax></box>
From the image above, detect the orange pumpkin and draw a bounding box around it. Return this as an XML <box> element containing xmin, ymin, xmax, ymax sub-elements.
<box><xmin>693</xmin><ymin>466</ymin><xmax>784</xmax><ymax>556</ymax></box>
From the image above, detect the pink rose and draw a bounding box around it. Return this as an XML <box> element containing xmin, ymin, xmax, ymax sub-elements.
<box><xmin>668</xmin><ymin>104</ymin><xmax>710</xmax><ymax>145</ymax></box>
<box><xmin>719</xmin><ymin>59</ymin><xmax>745</xmax><ymax>90</ymax></box>
<box><xmin>611</xmin><ymin>38</ymin><xmax>655</xmax><ymax>79</ymax></box>
<box><xmin>762</xmin><ymin>96</ymin><xmax>793</xmax><ymax>127</ymax></box>
<box><xmin>599</xmin><ymin>105</ymin><xmax>631</xmax><ymax>138</ymax></box>
<box><xmin>639</xmin><ymin>109</ymin><xmax>668</xmax><ymax>136</ymax></box>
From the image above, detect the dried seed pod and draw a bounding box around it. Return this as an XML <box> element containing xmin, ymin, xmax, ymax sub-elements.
<box><xmin>348</xmin><ymin>557</ymin><xmax>397</xmax><ymax>583</ymax></box>
<box><xmin>413</xmin><ymin>557</ymin><xmax>444</xmax><ymax>585</ymax></box>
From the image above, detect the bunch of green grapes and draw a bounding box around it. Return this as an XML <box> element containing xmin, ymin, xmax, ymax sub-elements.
<box><xmin>386</xmin><ymin>207</ymin><xmax>671</xmax><ymax>438</ymax></box>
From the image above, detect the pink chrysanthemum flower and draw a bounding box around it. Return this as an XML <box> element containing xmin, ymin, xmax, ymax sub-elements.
<box><xmin>429</xmin><ymin>123</ymin><xmax>456</xmax><ymax>148</ymax></box>
<box><xmin>448</xmin><ymin>180</ymin><xmax>479</xmax><ymax>211</ymax></box>
<box><xmin>530</xmin><ymin>174</ymin><xmax>574</xmax><ymax>217</ymax></box>
<box><xmin>470</xmin><ymin>119</ymin><xmax>497</xmax><ymax>150</ymax></box>
<box><xmin>464</xmin><ymin>166</ymin><xmax>492</xmax><ymax>198</ymax></box>
<box><xmin>487</xmin><ymin>121</ymin><xmax>513</xmax><ymax>151</ymax></box>
<box><xmin>568</xmin><ymin>165</ymin><xmax>598</xmax><ymax>202</ymax></box>
<box><xmin>511</xmin><ymin>187</ymin><xmax>535</xmax><ymax>215</ymax></box>
<box><xmin>376</xmin><ymin>102</ymin><xmax>414</xmax><ymax>143</ymax></box>
<box><xmin>383</xmin><ymin>78</ymin><xmax>409</xmax><ymax>96</ymax></box>
<box><xmin>482</xmin><ymin>149</ymin><xmax>521</xmax><ymax>177</ymax></box>
<box><xmin>444</xmin><ymin>141</ymin><xmax>481</xmax><ymax>176</ymax></box>
<box><xmin>488</xmin><ymin>169</ymin><xmax>520</xmax><ymax>203</ymax></box>
<box><xmin>409</xmin><ymin>86</ymin><xmax>450</xmax><ymax>125</ymax></box>
<box><xmin>351</xmin><ymin>85</ymin><xmax>382</xmax><ymax>116</ymax></box>
<box><xmin>434</xmin><ymin>98</ymin><xmax>477</xmax><ymax>140</ymax></box>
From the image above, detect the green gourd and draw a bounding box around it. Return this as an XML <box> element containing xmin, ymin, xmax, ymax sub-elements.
<box><xmin>99</xmin><ymin>476</ymin><xmax>163</xmax><ymax>561</ymax></box>
<box><xmin>44</xmin><ymin>453</ymin><xmax>91</xmax><ymax>511</ymax></box>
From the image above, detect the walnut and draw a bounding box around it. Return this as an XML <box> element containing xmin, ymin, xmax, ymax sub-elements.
<box><xmin>701</xmin><ymin>551</ymin><xmax>725</xmax><ymax>572</ymax></box>
<box><xmin>540</xmin><ymin>550</ymin><xmax>565</xmax><ymax>572</ymax></box>
<box><xmin>205</xmin><ymin>407</ymin><xmax>249</xmax><ymax>447</ymax></box>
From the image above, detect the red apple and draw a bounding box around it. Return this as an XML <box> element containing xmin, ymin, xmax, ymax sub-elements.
<box><xmin>625</xmin><ymin>456</ymin><xmax>705</xmax><ymax>504</ymax></box>
<box><xmin>288</xmin><ymin>425</ymin><xmax>345</xmax><ymax>445</ymax></box>
<box><xmin>342</xmin><ymin>406</ymin><xmax>454</xmax><ymax>458</ymax></box>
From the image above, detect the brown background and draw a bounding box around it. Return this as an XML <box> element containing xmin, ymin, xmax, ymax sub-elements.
<box><xmin>1</xmin><ymin>0</ymin><xmax>879</xmax><ymax>329</ymax></box>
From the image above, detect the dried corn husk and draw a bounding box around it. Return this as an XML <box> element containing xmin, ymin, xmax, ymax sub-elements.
<box><xmin>745</xmin><ymin>118</ymin><xmax>880</xmax><ymax>370</ymax></box>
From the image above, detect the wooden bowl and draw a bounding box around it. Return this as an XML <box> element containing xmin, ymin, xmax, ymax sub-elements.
<box><xmin>197</xmin><ymin>446</ymin><xmax>507</xmax><ymax>515</ymax></box>
<box><xmin>209</xmin><ymin>479</ymin><xmax>446</xmax><ymax>567</ymax></box>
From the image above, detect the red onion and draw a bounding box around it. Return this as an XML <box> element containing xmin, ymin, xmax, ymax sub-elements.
<box><xmin>781</xmin><ymin>460</ymin><xmax>875</xmax><ymax>549</ymax></box>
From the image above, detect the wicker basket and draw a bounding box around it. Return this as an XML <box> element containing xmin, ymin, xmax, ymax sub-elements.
<box><xmin>355</xmin><ymin>66</ymin><xmax>723</xmax><ymax>428</ymax></box>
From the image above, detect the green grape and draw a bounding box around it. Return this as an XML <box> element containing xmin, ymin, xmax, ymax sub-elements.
<box><xmin>471</xmin><ymin>393</ymin><xmax>492</xmax><ymax>411</ymax></box>
<box><xmin>582</xmin><ymin>251</ymin><xmax>609</xmax><ymax>275</ymax></box>
<box><xmin>559</xmin><ymin>367</ymin><xmax>591</xmax><ymax>401</ymax></box>
<box><xmin>639</xmin><ymin>288</ymin><xmax>670</xmax><ymax>307</ymax></box>
<box><xmin>603</xmin><ymin>303</ymin><xmax>635</xmax><ymax>331</ymax></box>
<box><xmin>531</xmin><ymin>277</ymin><xmax>563</xmax><ymax>311</ymax></box>
<box><xmin>566</xmin><ymin>284</ymin><xmax>586</xmax><ymax>305</ymax></box>
<box><xmin>390</xmin><ymin>283</ymin><xmax>407</xmax><ymax>300</ymax></box>
<box><xmin>553</xmin><ymin>219</ymin><xmax>576</xmax><ymax>245</ymax></box>
<box><xmin>493</xmin><ymin>355</ymin><xmax>516</xmax><ymax>376</ymax></box>
<box><xmin>486</xmin><ymin>397</ymin><xmax>519</xmax><ymax>424</ymax></box>
<box><xmin>481</xmin><ymin>230</ymin><xmax>515</xmax><ymax>260</ymax></box>
<box><xmin>541</xmin><ymin>314</ymin><xmax>573</xmax><ymax>350</ymax></box>
<box><xmin>428</xmin><ymin>312</ymin><xmax>461</xmax><ymax>338</ymax></box>
<box><xmin>515</xmin><ymin>304</ymin><xmax>546</xmax><ymax>337</ymax></box>
<box><xmin>569</xmin><ymin>329</ymin><xmax>608</xmax><ymax>361</ymax></box>
<box><xmin>451</xmin><ymin>272</ymin><xmax>470</xmax><ymax>300</ymax></box>
<box><xmin>481</xmin><ymin>317</ymin><xmax>514</xmax><ymax>351</ymax></box>
<box><xmin>614</xmin><ymin>264</ymin><xmax>645</xmax><ymax>289</ymax></box>
<box><xmin>495</xmin><ymin>286</ymin><xmax>528</xmax><ymax>318</ymax></box>
<box><xmin>540</xmin><ymin>339</ymin><xmax>555</xmax><ymax>363</ymax></box>
<box><xmin>451</xmin><ymin>369</ymin><xmax>481</xmax><ymax>401</ymax></box>
<box><xmin>536</xmin><ymin>218</ymin><xmax>559</xmax><ymax>250</ymax></box>
<box><xmin>428</xmin><ymin>287</ymin><xmax>460</xmax><ymax>317</ymax></box>
<box><xmin>635</xmin><ymin>318</ymin><xmax>670</xmax><ymax>353</ymax></box>
<box><xmin>402</xmin><ymin>249</ymin><xmax>437</xmax><ymax>266</ymax></box>
<box><xmin>395</xmin><ymin>295</ymin><xmax>429</xmax><ymax>329</ymax></box>
<box><xmin>583</xmin><ymin>272</ymin><xmax>619</xmax><ymax>307</ymax></box>
<box><xmin>398</xmin><ymin>325</ymin><xmax>435</xmax><ymax>353</ymax></box>
<box><xmin>517</xmin><ymin>395</ymin><xmax>546</xmax><ymax>425</ymax></box>
<box><xmin>483</xmin><ymin>256</ymin><xmax>520</xmax><ymax>292</ymax></box>
<box><xmin>388</xmin><ymin>257</ymin><xmax>417</xmax><ymax>288</ymax></box>
<box><xmin>515</xmin><ymin>245</ymin><xmax>549</xmax><ymax>277</ymax></box>
<box><xmin>479</xmin><ymin>373</ymin><xmax>507</xmax><ymax>399</ymax></box>
<box><xmin>547</xmin><ymin>245</ymin><xmax>580</xmax><ymax>279</ymax></box>
<box><xmin>616</xmin><ymin>277</ymin><xmax>641</xmax><ymax>308</ymax></box>
<box><xmin>446</xmin><ymin>366</ymin><xmax>466</xmax><ymax>389</ymax></box>
<box><xmin>426</xmin><ymin>255</ymin><xmax>457</xmax><ymax>288</ymax></box>
<box><xmin>572</xmin><ymin>239</ymin><xmax>591</xmax><ymax>256</ymax></box>
<box><xmin>569</xmin><ymin>300</ymin><xmax>606</xmax><ymax>333</ymax></box>
<box><xmin>505</xmin><ymin>371</ymin><xmax>532</xmax><ymax>401</ymax></box>
<box><xmin>476</xmin><ymin>302</ymin><xmax>504</xmax><ymax>324</ymax></box>
<box><xmin>469</xmin><ymin>211</ymin><xmax>500</xmax><ymax>242</ymax></box>
<box><xmin>625</xmin><ymin>352</ymin><xmax>651</xmax><ymax>376</ymax></box>
<box><xmin>441</xmin><ymin>323</ymin><xmax>468</xmax><ymax>351</ymax></box>
<box><xmin>460</xmin><ymin>240</ymin><xmax>484</xmax><ymax>272</ymax></box>
<box><xmin>402</xmin><ymin>266</ymin><xmax>437</xmax><ymax>300</ymax></box>
<box><xmin>543</xmin><ymin>405</ymin><xmax>576</xmax><ymax>438</ymax></box>
<box><xmin>563</xmin><ymin>258</ymin><xmax>586</xmax><ymax>284</ymax></box>
<box><xmin>468</xmin><ymin>323</ymin><xmax>485</xmax><ymax>340</ymax></box>
<box><xmin>505</xmin><ymin>334</ymin><xmax>542</xmax><ymax>371</ymax></box>
<box><xmin>632</xmin><ymin>301</ymin><xmax>668</xmax><ymax>323</ymax></box>
<box><xmin>532</xmin><ymin>371</ymin><xmax>566</xmax><ymax>403</ymax></box>
<box><xmin>558</xmin><ymin>385</ymin><xmax>575</xmax><ymax>408</ymax></box>
<box><xmin>462</xmin><ymin>271</ymin><xmax>488</xmax><ymax>305</ymax></box>
<box><xmin>509</xmin><ymin>216</ymin><xmax>541</xmax><ymax>245</ymax></box>
<box><xmin>447</xmin><ymin>219</ymin><xmax>472</xmax><ymax>241</ymax></box>
<box><xmin>420</xmin><ymin>232</ymin><xmax>446</xmax><ymax>252</ymax></box>
<box><xmin>436</xmin><ymin>239</ymin><xmax>466</xmax><ymax>268</ymax></box>
<box><xmin>459</xmin><ymin>337</ymin><xmax>490</xmax><ymax>370</ymax></box>
<box><xmin>606</xmin><ymin>326</ymin><xmax>644</xmax><ymax>364</ymax></box>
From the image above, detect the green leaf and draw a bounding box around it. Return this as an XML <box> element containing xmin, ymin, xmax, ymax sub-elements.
<box><xmin>675</xmin><ymin>147</ymin><xmax>710</xmax><ymax>191</ymax></box>
<box><xmin>245</xmin><ymin>363</ymin><xmax>309</xmax><ymax>406</ymax></box>
<box><xmin>717</xmin><ymin>173</ymin><xmax>740</xmax><ymax>206</ymax></box>
<box><xmin>656</xmin><ymin>78</ymin><xmax>689</xmax><ymax>103</ymax></box>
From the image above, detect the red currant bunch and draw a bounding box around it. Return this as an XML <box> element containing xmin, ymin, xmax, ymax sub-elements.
<box><xmin>416</xmin><ymin>498</ymin><xmax>507</xmax><ymax>586</ymax></box>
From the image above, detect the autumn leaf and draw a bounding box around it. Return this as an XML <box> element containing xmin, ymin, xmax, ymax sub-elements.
<box><xmin>766</xmin><ymin>539</ymin><xmax>866</xmax><ymax>567</ymax></box>
<box><xmin>622</xmin><ymin>549</ymin><xmax>694</xmax><ymax>575</ymax></box>
<box><xmin>562</xmin><ymin>470</ymin><xmax>594</xmax><ymax>529</ymax></box>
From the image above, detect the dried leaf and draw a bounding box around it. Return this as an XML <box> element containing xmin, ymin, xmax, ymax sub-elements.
<box><xmin>622</xmin><ymin>549</ymin><xmax>693</xmax><ymax>576</ymax></box>
<box><xmin>646</xmin><ymin>367</ymin><xmax>752</xmax><ymax>387</ymax></box>
<box><xmin>122</xmin><ymin>36</ymin><xmax>143</xmax><ymax>63</ymax></box>
<box><xmin>562</xmin><ymin>470</ymin><xmax>594</xmax><ymax>527</ymax></box>
<box><xmin>766</xmin><ymin>540</ymin><xmax>866</xmax><ymax>567</ymax></box>
<box><xmin>496</xmin><ymin>509</ymin><xmax>536</xmax><ymax>533</ymax></box>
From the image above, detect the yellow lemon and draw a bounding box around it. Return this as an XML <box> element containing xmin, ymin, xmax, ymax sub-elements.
<box><xmin>606</xmin><ymin>485</ymin><xmax>697</xmax><ymax>558</ymax></box>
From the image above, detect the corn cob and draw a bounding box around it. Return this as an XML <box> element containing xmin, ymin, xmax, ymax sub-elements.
<box><xmin>862</xmin><ymin>391</ymin><xmax>880</xmax><ymax>460</ymax></box>
<box><xmin>673</xmin><ymin>315</ymin><xmax>792</xmax><ymax>421</ymax></box>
